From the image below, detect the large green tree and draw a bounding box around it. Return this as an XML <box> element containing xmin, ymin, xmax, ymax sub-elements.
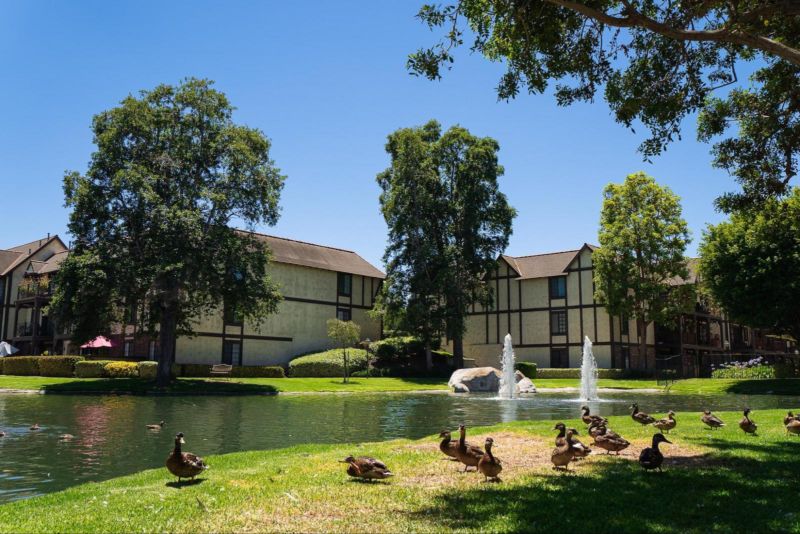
<box><xmin>50</xmin><ymin>78</ymin><xmax>285</xmax><ymax>386</ymax></box>
<box><xmin>409</xmin><ymin>1</ymin><xmax>800</xmax><ymax>211</ymax></box>
<box><xmin>594</xmin><ymin>172</ymin><xmax>694</xmax><ymax>368</ymax></box>
<box><xmin>699</xmin><ymin>188</ymin><xmax>800</xmax><ymax>341</ymax></box>
<box><xmin>377</xmin><ymin>120</ymin><xmax>516</xmax><ymax>368</ymax></box>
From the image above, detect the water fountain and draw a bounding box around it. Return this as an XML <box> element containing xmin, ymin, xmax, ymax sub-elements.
<box><xmin>579</xmin><ymin>336</ymin><xmax>599</xmax><ymax>401</ymax></box>
<box><xmin>498</xmin><ymin>333</ymin><xmax>516</xmax><ymax>399</ymax></box>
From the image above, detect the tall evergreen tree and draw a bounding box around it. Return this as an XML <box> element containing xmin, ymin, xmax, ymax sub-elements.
<box><xmin>377</xmin><ymin>120</ymin><xmax>516</xmax><ymax>368</ymax></box>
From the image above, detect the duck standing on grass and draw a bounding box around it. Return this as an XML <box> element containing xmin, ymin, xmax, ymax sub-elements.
<box><xmin>653</xmin><ymin>411</ymin><xmax>677</xmax><ymax>433</ymax></box>
<box><xmin>455</xmin><ymin>425</ymin><xmax>485</xmax><ymax>472</ymax></box>
<box><xmin>739</xmin><ymin>408</ymin><xmax>758</xmax><ymax>435</ymax></box>
<box><xmin>166</xmin><ymin>432</ymin><xmax>208</xmax><ymax>482</ymax></box>
<box><xmin>639</xmin><ymin>433</ymin><xmax>672</xmax><ymax>472</ymax></box>
<box><xmin>477</xmin><ymin>437</ymin><xmax>502</xmax><ymax>482</ymax></box>
<box><xmin>592</xmin><ymin>425</ymin><xmax>630</xmax><ymax>455</ymax></box>
<box><xmin>340</xmin><ymin>456</ymin><xmax>393</xmax><ymax>482</ymax></box>
<box><xmin>784</xmin><ymin>412</ymin><xmax>800</xmax><ymax>426</ymax></box>
<box><xmin>551</xmin><ymin>429</ymin><xmax>578</xmax><ymax>471</ymax></box>
<box><xmin>701</xmin><ymin>410</ymin><xmax>725</xmax><ymax>430</ymax></box>
<box><xmin>553</xmin><ymin>423</ymin><xmax>568</xmax><ymax>446</ymax></box>
<box><xmin>438</xmin><ymin>430</ymin><xmax>459</xmax><ymax>460</ymax></box>
<box><xmin>630</xmin><ymin>404</ymin><xmax>656</xmax><ymax>426</ymax></box>
<box><xmin>567</xmin><ymin>428</ymin><xmax>591</xmax><ymax>459</ymax></box>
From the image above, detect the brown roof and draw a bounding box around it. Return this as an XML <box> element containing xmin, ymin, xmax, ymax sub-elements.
<box><xmin>501</xmin><ymin>244</ymin><xmax>596</xmax><ymax>280</ymax></box>
<box><xmin>0</xmin><ymin>249</ymin><xmax>22</xmax><ymax>274</ymax></box>
<box><xmin>36</xmin><ymin>250</ymin><xmax>69</xmax><ymax>274</ymax></box>
<box><xmin>248</xmin><ymin>232</ymin><xmax>385</xmax><ymax>278</ymax></box>
<box><xmin>0</xmin><ymin>236</ymin><xmax>64</xmax><ymax>277</ymax></box>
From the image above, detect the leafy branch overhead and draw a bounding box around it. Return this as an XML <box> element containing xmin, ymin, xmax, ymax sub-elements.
<box><xmin>409</xmin><ymin>1</ymin><xmax>800</xmax><ymax>211</ymax></box>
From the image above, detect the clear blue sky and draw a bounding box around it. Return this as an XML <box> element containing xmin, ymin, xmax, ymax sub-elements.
<box><xmin>0</xmin><ymin>1</ymin><xmax>736</xmax><ymax>267</ymax></box>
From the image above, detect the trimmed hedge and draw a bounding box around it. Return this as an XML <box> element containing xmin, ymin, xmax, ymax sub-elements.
<box><xmin>75</xmin><ymin>360</ymin><xmax>111</xmax><ymax>378</ymax></box>
<box><xmin>2</xmin><ymin>356</ymin><xmax>40</xmax><ymax>376</ymax></box>
<box><xmin>514</xmin><ymin>361</ymin><xmax>537</xmax><ymax>379</ymax></box>
<box><xmin>38</xmin><ymin>356</ymin><xmax>85</xmax><ymax>377</ymax></box>
<box><xmin>105</xmin><ymin>361</ymin><xmax>139</xmax><ymax>378</ymax></box>
<box><xmin>369</xmin><ymin>336</ymin><xmax>424</xmax><ymax>368</ymax></box>
<box><xmin>535</xmin><ymin>368</ymin><xmax>631</xmax><ymax>379</ymax></box>
<box><xmin>137</xmin><ymin>361</ymin><xmax>158</xmax><ymax>380</ymax></box>
<box><xmin>0</xmin><ymin>358</ymin><xmax>4</xmax><ymax>374</ymax></box>
<box><xmin>289</xmin><ymin>349</ymin><xmax>369</xmax><ymax>377</ymax></box>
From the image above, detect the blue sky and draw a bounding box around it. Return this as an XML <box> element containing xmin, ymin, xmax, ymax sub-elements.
<box><xmin>0</xmin><ymin>1</ymin><xmax>737</xmax><ymax>267</ymax></box>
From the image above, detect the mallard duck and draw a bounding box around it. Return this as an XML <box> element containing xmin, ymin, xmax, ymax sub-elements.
<box><xmin>652</xmin><ymin>411</ymin><xmax>677</xmax><ymax>433</ymax></box>
<box><xmin>477</xmin><ymin>437</ymin><xmax>502</xmax><ymax>482</ymax></box>
<box><xmin>786</xmin><ymin>418</ymin><xmax>800</xmax><ymax>436</ymax></box>
<box><xmin>166</xmin><ymin>432</ymin><xmax>208</xmax><ymax>482</ymax></box>
<box><xmin>58</xmin><ymin>434</ymin><xmax>74</xmax><ymax>441</ymax></box>
<box><xmin>580</xmin><ymin>406</ymin><xmax>607</xmax><ymax>427</ymax></box>
<box><xmin>0</xmin><ymin>431</ymin><xmax>5</xmax><ymax>438</ymax></box>
<box><xmin>739</xmin><ymin>408</ymin><xmax>758</xmax><ymax>435</ymax></box>
<box><xmin>593</xmin><ymin>426</ymin><xmax>630</xmax><ymax>455</ymax></box>
<box><xmin>340</xmin><ymin>456</ymin><xmax>393</xmax><ymax>481</ymax></box>
<box><xmin>438</xmin><ymin>430</ymin><xmax>459</xmax><ymax>459</ymax></box>
<box><xmin>551</xmin><ymin>429</ymin><xmax>578</xmax><ymax>471</ymax></box>
<box><xmin>630</xmin><ymin>404</ymin><xmax>656</xmax><ymax>426</ymax></box>
<box><xmin>567</xmin><ymin>428</ymin><xmax>591</xmax><ymax>459</ymax></box>
<box><xmin>588</xmin><ymin>420</ymin><xmax>624</xmax><ymax>441</ymax></box>
<box><xmin>146</xmin><ymin>420</ymin><xmax>166</xmax><ymax>430</ymax></box>
<box><xmin>29</xmin><ymin>423</ymin><xmax>40</xmax><ymax>431</ymax></box>
<box><xmin>701</xmin><ymin>410</ymin><xmax>725</xmax><ymax>429</ymax></box>
<box><xmin>639</xmin><ymin>433</ymin><xmax>671</xmax><ymax>472</ymax></box>
<box><xmin>455</xmin><ymin>425</ymin><xmax>485</xmax><ymax>472</ymax></box>
<box><xmin>784</xmin><ymin>411</ymin><xmax>799</xmax><ymax>426</ymax></box>
<box><xmin>554</xmin><ymin>422</ymin><xmax>568</xmax><ymax>446</ymax></box>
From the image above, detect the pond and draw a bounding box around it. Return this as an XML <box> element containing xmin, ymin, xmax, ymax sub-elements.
<box><xmin>1</xmin><ymin>390</ymin><xmax>798</xmax><ymax>503</ymax></box>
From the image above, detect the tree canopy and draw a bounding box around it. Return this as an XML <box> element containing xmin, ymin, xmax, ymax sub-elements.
<box><xmin>409</xmin><ymin>1</ymin><xmax>800</xmax><ymax>211</ymax></box>
<box><xmin>50</xmin><ymin>78</ymin><xmax>285</xmax><ymax>385</ymax></box>
<box><xmin>593</xmin><ymin>172</ymin><xmax>694</xmax><ymax>368</ymax></box>
<box><xmin>376</xmin><ymin>120</ymin><xmax>516</xmax><ymax>367</ymax></box>
<box><xmin>699</xmin><ymin>187</ymin><xmax>800</xmax><ymax>341</ymax></box>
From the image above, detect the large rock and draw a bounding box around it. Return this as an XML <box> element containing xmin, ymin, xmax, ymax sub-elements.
<box><xmin>448</xmin><ymin>367</ymin><xmax>502</xmax><ymax>393</ymax></box>
<box><xmin>515</xmin><ymin>373</ymin><xmax>537</xmax><ymax>394</ymax></box>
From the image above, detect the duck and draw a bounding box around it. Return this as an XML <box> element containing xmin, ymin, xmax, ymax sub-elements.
<box><xmin>630</xmin><ymin>404</ymin><xmax>656</xmax><ymax>426</ymax></box>
<box><xmin>438</xmin><ymin>430</ymin><xmax>459</xmax><ymax>459</ymax></box>
<box><xmin>58</xmin><ymin>434</ymin><xmax>75</xmax><ymax>441</ymax></box>
<box><xmin>477</xmin><ymin>437</ymin><xmax>502</xmax><ymax>482</ymax></box>
<box><xmin>0</xmin><ymin>431</ymin><xmax>5</xmax><ymax>438</ymax></box>
<box><xmin>29</xmin><ymin>423</ymin><xmax>40</xmax><ymax>431</ymax></box>
<box><xmin>340</xmin><ymin>456</ymin><xmax>393</xmax><ymax>481</ymax></box>
<box><xmin>652</xmin><ymin>411</ymin><xmax>677</xmax><ymax>433</ymax></box>
<box><xmin>701</xmin><ymin>410</ymin><xmax>725</xmax><ymax>430</ymax></box>
<box><xmin>588</xmin><ymin>420</ymin><xmax>624</xmax><ymax>441</ymax></box>
<box><xmin>639</xmin><ymin>433</ymin><xmax>672</xmax><ymax>472</ymax></box>
<box><xmin>553</xmin><ymin>422</ymin><xmax>568</xmax><ymax>446</ymax></box>
<box><xmin>784</xmin><ymin>411</ymin><xmax>799</xmax><ymax>426</ymax></box>
<box><xmin>455</xmin><ymin>425</ymin><xmax>485</xmax><ymax>472</ymax></box>
<box><xmin>786</xmin><ymin>418</ymin><xmax>800</xmax><ymax>436</ymax></box>
<box><xmin>146</xmin><ymin>420</ymin><xmax>166</xmax><ymax>430</ymax></box>
<box><xmin>567</xmin><ymin>428</ymin><xmax>591</xmax><ymax>459</ymax></box>
<box><xmin>551</xmin><ymin>429</ymin><xmax>578</xmax><ymax>471</ymax></box>
<box><xmin>166</xmin><ymin>432</ymin><xmax>208</xmax><ymax>482</ymax></box>
<box><xmin>580</xmin><ymin>406</ymin><xmax>607</xmax><ymax>427</ymax></box>
<box><xmin>739</xmin><ymin>408</ymin><xmax>758</xmax><ymax>435</ymax></box>
<box><xmin>592</xmin><ymin>425</ymin><xmax>630</xmax><ymax>455</ymax></box>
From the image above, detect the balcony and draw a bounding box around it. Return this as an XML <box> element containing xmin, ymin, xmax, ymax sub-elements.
<box><xmin>15</xmin><ymin>321</ymin><xmax>55</xmax><ymax>339</ymax></box>
<box><xmin>17</xmin><ymin>283</ymin><xmax>54</xmax><ymax>300</ymax></box>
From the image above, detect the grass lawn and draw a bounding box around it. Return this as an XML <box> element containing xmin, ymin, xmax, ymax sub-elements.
<box><xmin>1</xmin><ymin>408</ymin><xmax>799</xmax><ymax>533</ymax></box>
<box><xmin>0</xmin><ymin>375</ymin><xmax>449</xmax><ymax>395</ymax></box>
<box><xmin>535</xmin><ymin>377</ymin><xmax>800</xmax><ymax>395</ymax></box>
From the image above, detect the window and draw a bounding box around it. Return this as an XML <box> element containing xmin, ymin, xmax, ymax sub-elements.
<box><xmin>222</xmin><ymin>340</ymin><xmax>242</xmax><ymax>365</ymax></box>
<box><xmin>621</xmin><ymin>314</ymin><xmax>629</xmax><ymax>336</ymax></box>
<box><xmin>550</xmin><ymin>310</ymin><xmax>567</xmax><ymax>335</ymax></box>
<box><xmin>549</xmin><ymin>276</ymin><xmax>567</xmax><ymax>299</ymax></box>
<box><xmin>224</xmin><ymin>304</ymin><xmax>243</xmax><ymax>325</ymax></box>
<box><xmin>149</xmin><ymin>341</ymin><xmax>157</xmax><ymax>361</ymax></box>
<box><xmin>337</xmin><ymin>273</ymin><xmax>352</xmax><ymax>297</ymax></box>
<box><xmin>123</xmin><ymin>341</ymin><xmax>133</xmax><ymax>358</ymax></box>
<box><xmin>336</xmin><ymin>308</ymin><xmax>351</xmax><ymax>322</ymax></box>
<box><xmin>550</xmin><ymin>348</ymin><xmax>569</xmax><ymax>368</ymax></box>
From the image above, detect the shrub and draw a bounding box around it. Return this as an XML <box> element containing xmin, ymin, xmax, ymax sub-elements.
<box><xmin>231</xmin><ymin>365</ymin><xmax>285</xmax><ymax>378</ymax></box>
<box><xmin>514</xmin><ymin>361</ymin><xmax>537</xmax><ymax>379</ymax></box>
<box><xmin>105</xmin><ymin>361</ymin><xmax>139</xmax><ymax>378</ymax></box>
<box><xmin>75</xmin><ymin>360</ymin><xmax>111</xmax><ymax>378</ymax></box>
<box><xmin>0</xmin><ymin>358</ymin><xmax>4</xmax><ymax>374</ymax></box>
<box><xmin>288</xmin><ymin>349</ymin><xmax>369</xmax><ymax>377</ymax></box>
<box><xmin>38</xmin><ymin>356</ymin><xmax>84</xmax><ymax>377</ymax></box>
<box><xmin>2</xmin><ymin>356</ymin><xmax>40</xmax><ymax>376</ymax></box>
<box><xmin>711</xmin><ymin>364</ymin><xmax>776</xmax><ymax>379</ymax></box>
<box><xmin>534</xmin><ymin>368</ymin><xmax>631</xmax><ymax>379</ymax></box>
<box><xmin>177</xmin><ymin>364</ymin><xmax>212</xmax><ymax>377</ymax></box>
<box><xmin>369</xmin><ymin>336</ymin><xmax>425</xmax><ymax>368</ymax></box>
<box><xmin>137</xmin><ymin>361</ymin><xmax>158</xmax><ymax>380</ymax></box>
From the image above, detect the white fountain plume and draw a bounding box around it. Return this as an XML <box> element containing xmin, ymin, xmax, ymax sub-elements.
<box><xmin>579</xmin><ymin>336</ymin><xmax>599</xmax><ymax>401</ymax></box>
<box><xmin>499</xmin><ymin>333</ymin><xmax>516</xmax><ymax>399</ymax></box>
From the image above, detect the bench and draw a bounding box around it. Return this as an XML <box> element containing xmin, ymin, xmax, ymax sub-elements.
<box><xmin>210</xmin><ymin>364</ymin><xmax>233</xmax><ymax>379</ymax></box>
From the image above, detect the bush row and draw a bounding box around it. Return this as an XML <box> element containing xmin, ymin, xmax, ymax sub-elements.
<box><xmin>2</xmin><ymin>356</ymin><xmax>85</xmax><ymax>377</ymax></box>
<box><xmin>174</xmin><ymin>364</ymin><xmax>285</xmax><ymax>378</ymax></box>
<box><xmin>514</xmin><ymin>361</ymin><xmax>537</xmax><ymax>379</ymax></box>
<box><xmin>288</xmin><ymin>349</ymin><xmax>369</xmax><ymax>377</ymax></box>
<box><xmin>534</xmin><ymin>368</ymin><xmax>643</xmax><ymax>379</ymax></box>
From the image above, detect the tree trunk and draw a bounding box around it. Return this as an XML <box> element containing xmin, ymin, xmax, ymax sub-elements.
<box><xmin>637</xmin><ymin>317</ymin><xmax>649</xmax><ymax>370</ymax></box>
<box><xmin>425</xmin><ymin>345</ymin><xmax>433</xmax><ymax>371</ymax></box>
<box><xmin>156</xmin><ymin>303</ymin><xmax>177</xmax><ymax>387</ymax></box>
<box><xmin>342</xmin><ymin>347</ymin><xmax>349</xmax><ymax>383</ymax></box>
<box><xmin>452</xmin><ymin>336</ymin><xmax>464</xmax><ymax>369</ymax></box>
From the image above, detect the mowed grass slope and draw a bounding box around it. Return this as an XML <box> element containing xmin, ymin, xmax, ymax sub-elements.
<box><xmin>2</xmin><ymin>409</ymin><xmax>799</xmax><ymax>533</ymax></box>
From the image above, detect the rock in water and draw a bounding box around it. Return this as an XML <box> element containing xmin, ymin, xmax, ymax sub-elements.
<box><xmin>449</xmin><ymin>367</ymin><xmax>502</xmax><ymax>393</ymax></box>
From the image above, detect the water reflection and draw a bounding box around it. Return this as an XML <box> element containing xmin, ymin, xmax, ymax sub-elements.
<box><xmin>0</xmin><ymin>390</ymin><xmax>797</xmax><ymax>503</ymax></box>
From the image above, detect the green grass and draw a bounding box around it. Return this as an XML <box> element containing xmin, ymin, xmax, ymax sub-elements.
<box><xmin>2</xmin><ymin>408</ymin><xmax>799</xmax><ymax>533</ymax></box>
<box><xmin>535</xmin><ymin>377</ymin><xmax>800</xmax><ymax>395</ymax></box>
<box><xmin>0</xmin><ymin>375</ymin><xmax>448</xmax><ymax>395</ymax></box>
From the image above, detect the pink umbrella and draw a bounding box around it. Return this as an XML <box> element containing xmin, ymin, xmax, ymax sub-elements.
<box><xmin>80</xmin><ymin>336</ymin><xmax>114</xmax><ymax>349</ymax></box>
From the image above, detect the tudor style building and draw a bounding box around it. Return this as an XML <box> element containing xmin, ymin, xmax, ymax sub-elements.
<box><xmin>0</xmin><ymin>233</ymin><xmax>384</xmax><ymax>366</ymax></box>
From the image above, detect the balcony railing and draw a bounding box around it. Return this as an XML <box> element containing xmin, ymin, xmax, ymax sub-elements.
<box><xmin>15</xmin><ymin>322</ymin><xmax>55</xmax><ymax>338</ymax></box>
<box><xmin>17</xmin><ymin>284</ymin><xmax>54</xmax><ymax>300</ymax></box>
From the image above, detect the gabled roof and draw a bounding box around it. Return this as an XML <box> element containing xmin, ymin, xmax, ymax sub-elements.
<box><xmin>36</xmin><ymin>250</ymin><xmax>69</xmax><ymax>274</ymax></box>
<box><xmin>0</xmin><ymin>235</ymin><xmax>66</xmax><ymax>277</ymax></box>
<box><xmin>501</xmin><ymin>243</ymin><xmax>597</xmax><ymax>280</ymax></box>
<box><xmin>0</xmin><ymin>249</ymin><xmax>22</xmax><ymax>274</ymax></box>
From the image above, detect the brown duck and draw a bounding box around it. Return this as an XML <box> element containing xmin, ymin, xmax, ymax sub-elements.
<box><xmin>340</xmin><ymin>456</ymin><xmax>393</xmax><ymax>481</ymax></box>
<box><xmin>630</xmin><ymin>404</ymin><xmax>656</xmax><ymax>426</ymax></box>
<box><xmin>639</xmin><ymin>433</ymin><xmax>671</xmax><ymax>472</ymax></box>
<box><xmin>477</xmin><ymin>437</ymin><xmax>502</xmax><ymax>482</ymax></box>
<box><xmin>652</xmin><ymin>411</ymin><xmax>677</xmax><ymax>433</ymax></box>
<box><xmin>455</xmin><ymin>425</ymin><xmax>485</xmax><ymax>472</ymax></box>
<box><xmin>784</xmin><ymin>411</ymin><xmax>799</xmax><ymax>426</ymax></box>
<box><xmin>551</xmin><ymin>429</ymin><xmax>578</xmax><ymax>471</ymax></box>
<box><xmin>166</xmin><ymin>432</ymin><xmax>208</xmax><ymax>482</ymax></box>
<box><xmin>554</xmin><ymin>422</ymin><xmax>568</xmax><ymax>446</ymax></box>
<box><xmin>701</xmin><ymin>410</ymin><xmax>725</xmax><ymax>429</ymax></box>
<box><xmin>739</xmin><ymin>408</ymin><xmax>758</xmax><ymax>435</ymax></box>
<box><xmin>146</xmin><ymin>420</ymin><xmax>166</xmax><ymax>430</ymax></box>
<box><xmin>580</xmin><ymin>406</ymin><xmax>607</xmax><ymax>427</ymax></box>
<box><xmin>592</xmin><ymin>426</ymin><xmax>630</xmax><ymax>455</ymax></box>
<box><xmin>568</xmin><ymin>428</ymin><xmax>591</xmax><ymax>459</ymax></box>
<box><xmin>588</xmin><ymin>420</ymin><xmax>624</xmax><ymax>441</ymax></box>
<box><xmin>438</xmin><ymin>430</ymin><xmax>459</xmax><ymax>459</ymax></box>
<box><xmin>786</xmin><ymin>418</ymin><xmax>800</xmax><ymax>436</ymax></box>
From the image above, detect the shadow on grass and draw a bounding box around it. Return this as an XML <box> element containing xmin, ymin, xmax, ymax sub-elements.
<box><xmin>41</xmin><ymin>378</ymin><xmax>278</xmax><ymax>395</ymax></box>
<box><xmin>409</xmin><ymin>440</ymin><xmax>800</xmax><ymax>533</ymax></box>
<box><xmin>725</xmin><ymin>379</ymin><xmax>800</xmax><ymax>396</ymax></box>
<box><xmin>165</xmin><ymin>478</ymin><xmax>207</xmax><ymax>489</ymax></box>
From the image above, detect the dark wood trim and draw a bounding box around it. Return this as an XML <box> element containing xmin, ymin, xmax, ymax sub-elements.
<box><xmin>506</xmin><ymin>269</ymin><xmax>511</xmax><ymax>342</ymax></box>
<box><xmin>199</xmin><ymin>331</ymin><xmax>292</xmax><ymax>342</ymax></box>
<box><xmin>361</xmin><ymin>276</ymin><xmax>365</xmax><ymax>307</ymax></box>
<box><xmin>578</xmin><ymin>254</ymin><xmax>584</xmax><ymax>343</ymax></box>
<box><xmin>495</xmin><ymin>269</ymin><xmax>500</xmax><ymax>344</ymax></box>
<box><xmin>518</xmin><ymin>280</ymin><xmax>523</xmax><ymax>345</ymax></box>
<box><xmin>283</xmin><ymin>295</ymin><xmax>373</xmax><ymax>310</ymax></box>
<box><xmin>469</xmin><ymin>303</ymin><xmax>604</xmax><ymax>316</ymax></box>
